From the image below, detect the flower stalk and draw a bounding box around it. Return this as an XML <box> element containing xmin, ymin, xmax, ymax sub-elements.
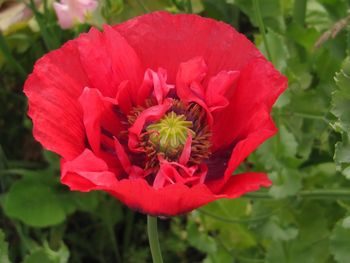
<box><xmin>186</xmin><ymin>0</ymin><xmax>193</xmax><ymax>13</ymax></box>
<box><xmin>0</xmin><ymin>32</ymin><xmax>27</xmax><ymax>80</ymax></box>
<box><xmin>253</xmin><ymin>0</ymin><xmax>272</xmax><ymax>61</ymax></box>
<box><xmin>147</xmin><ymin>215</ymin><xmax>163</xmax><ymax>263</ymax></box>
<box><xmin>27</xmin><ymin>0</ymin><xmax>60</xmax><ymax>51</ymax></box>
<box><xmin>245</xmin><ymin>189</ymin><xmax>350</xmax><ymax>201</ymax></box>
<box><xmin>293</xmin><ymin>0</ymin><xmax>307</xmax><ymax>26</ymax></box>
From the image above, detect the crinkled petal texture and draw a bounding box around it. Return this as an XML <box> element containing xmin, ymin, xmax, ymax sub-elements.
<box><xmin>24</xmin><ymin>12</ymin><xmax>287</xmax><ymax>216</ymax></box>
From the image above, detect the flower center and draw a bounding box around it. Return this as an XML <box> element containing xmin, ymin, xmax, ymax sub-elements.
<box><xmin>127</xmin><ymin>100</ymin><xmax>212</xmax><ymax>170</ymax></box>
<box><xmin>147</xmin><ymin>111</ymin><xmax>195</xmax><ymax>155</ymax></box>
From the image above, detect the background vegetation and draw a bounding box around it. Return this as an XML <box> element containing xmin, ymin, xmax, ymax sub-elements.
<box><xmin>1</xmin><ymin>0</ymin><xmax>350</xmax><ymax>262</ymax></box>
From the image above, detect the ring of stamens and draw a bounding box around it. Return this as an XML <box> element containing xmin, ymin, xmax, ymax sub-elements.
<box><xmin>128</xmin><ymin>100</ymin><xmax>212</xmax><ymax>170</ymax></box>
<box><xmin>147</xmin><ymin>111</ymin><xmax>195</xmax><ymax>155</ymax></box>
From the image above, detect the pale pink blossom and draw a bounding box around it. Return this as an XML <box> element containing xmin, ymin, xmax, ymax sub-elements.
<box><xmin>53</xmin><ymin>0</ymin><xmax>98</xmax><ymax>29</ymax></box>
<box><xmin>0</xmin><ymin>1</ymin><xmax>38</xmax><ymax>32</ymax></box>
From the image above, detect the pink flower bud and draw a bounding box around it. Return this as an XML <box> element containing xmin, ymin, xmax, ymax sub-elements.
<box><xmin>53</xmin><ymin>0</ymin><xmax>98</xmax><ymax>29</ymax></box>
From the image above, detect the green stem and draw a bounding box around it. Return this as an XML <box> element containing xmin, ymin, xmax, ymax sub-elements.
<box><xmin>147</xmin><ymin>216</ymin><xmax>163</xmax><ymax>263</ymax></box>
<box><xmin>43</xmin><ymin>0</ymin><xmax>49</xmax><ymax>15</ymax></box>
<box><xmin>0</xmin><ymin>145</ymin><xmax>8</xmax><ymax>169</ymax></box>
<box><xmin>253</xmin><ymin>0</ymin><xmax>272</xmax><ymax>61</ymax></box>
<box><xmin>123</xmin><ymin>209</ymin><xmax>134</xmax><ymax>253</ymax></box>
<box><xmin>199</xmin><ymin>204</ymin><xmax>284</xmax><ymax>223</ymax></box>
<box><xmin>245</xmin><ymin>189</ymin><xmax>350</xmax><ymax>201</ymax></box>
<box><xmin>0</xmin><ymin>32</ymin><xmax>27</xmax><ymax>80</ymax></box>
<box><xmin>287</xmin><ymin>112</ymin><xmax>326</xmax><ymax>121</ymax></box>
<box><xmin>300</xmin><ymin>189</ymin><xmax>350</xmax><ymax>200</ymax></box>
<box><xmin>7</xmin><ymin>160</ymin><xmax>46</xmax><ymax>169</ymax></box>
<box><xmin>293</xmin><ymin>0</ymin><xmax>307</xmax><ymax>26</ymax></box>
<box><xmin>275</xmin><ymin>111</ymin><xmax>329</xmax><ymax>122</ymax></box>
<box><xmin>230</xmin><ymin>4</ymin><xmax>240</xmax><ymax>30</ymax></box>
<box><xmin>135</xmin><ymin>0</ymin><xmax>150</xmax><ymax>12</ymax></box>
<box><xmin>105</xmin><ymin>221</ymin><xmax>122</xmax><ymax>263</ymax></box>
<box><xmin>27</xmin><ymin>0</ymin><xmax>60</xmax><ymax>51</ymax></box>
<box><xmin>49</xmin><ymin>224</ymin><xmax>66</xmax><ymax>251</ymax></box>
<box><xmin>14</xmin><ymin>222</ymin><xmax>35</xmax><ymax>255</ymax></box>
<box><xmin>186</xmin><ymin>0</ymin><xmax>193</xmax><ymax>13</ymax></box>
<box><xmin>171</xmin><ymin>0</ymin><xmax>183</xmax><ymax>11</ymax></box>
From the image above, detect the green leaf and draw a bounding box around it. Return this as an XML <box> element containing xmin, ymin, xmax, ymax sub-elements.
<box><xmin>186</xmin><ymin>220</ymin><xmax>217</xmax><ymax>254</ymax></box>
<box><xmin>22</xmin><ymin>242</ymin><xmax>69</xmax><ymax>263</ymax></box>
<box><xmin>266</xmin><ymin>203</ymin><xmax>330</xmax><ymax>263</ymax></box>
<box><xmin>279</xmin><ymin>125</ymin><xmax>298</xmax><ymax>158</ymax></box>
<box><xmin>213</xmin><ymin>223</ymin><xmax>256</xmax><ymax>250</ymax></box>
<box><xmin>265</xmin><ymin>241</ymin><xmax>285</xmax><ymax>263</ymax></box>
<box><xmin>252</xmin><ymin>125</ymin><xmax>301</xmax><ymax>172</ymax></box>
<box><xmin>330</xmin><ymin>219</ymin><xmax>350</xmax><ymax>263</ymax></box>
<box><xmin>3</xmin><ymin>180</ymin><xmax>66</xmax><ymax>227</ymax></box>
<box><xmin>269</xmin><ymin>169</ymin><xmax>302</xmax><ymax>199</ymax></box>
<box><xmin>1</xmin><ymin>168</ymin><xmax>59</xmax><ymax>186</ymax></box>
<box><xmin>341</xmin><ymin>165</ymin><xmax>350</xmax><ymax>179</ymax></box>
<box><xmin>203</xmin><ymin>246</ymin><xmax>233</xmax><ymax>263</ymax></box>
<box><xmin>286</xmin><ymin>23</ymin><xmax>320</xmax><ymax>52</ymax></box>
<box><xmin>261</xmin><ymin>215</ymin><xmax>298</xmax><ymax>241</ymax></box>
<box><xmin>306</xmin><ymin>0</ymin><xmax>332</xmax><ymax>31</ymax></box>
<box><xmin>96</xmin><ymin>197</ymin><xmax>123</xmax><ymax>226</ymax></box>
<box><xmin>101</xmin><ymin>0</ymin><xmax>124</xmax><ymax>21</ymax></box>
<box><xmin>0</xmin><ymin>229</ymin><xmax>11</xmax><ymax>263</ymax></box>
<box><xmin>60</xmin><ymin>191</ymin><xmax>100</xmax><ymax>215</ymax></box>
<box><xmin>234</xmin><ymin>0</ymin><xmax>285</xmax><ymax>32</ymax></box>
<box><xmin>201</xmin><ymin>198</ymin><xmax>251</xmax><ymax>220</ymax></box>
<box><xmin>342</xmin><ymin>216</ymin><xmax>350</xmax><ymax>229</ymax></box>
<box><xmin>333</xmin><ymin>57</ymin><xmax>350</xmax><ymax>132</ymax></box>
<box><xmin>334</xmin><ymin>138</ymin><xmax>350</xmax><ymax>164</ymax></box>
<box><xmin>257</xmin><ymin>29</ymin><xmax>289</xmax><ymax>72</ymax></box>
<box><xmin>200</xmin><ymin>200</ymin><xmax>257</xmax><ymax>250</ymax></box>
<box><xmin>332</xmin><ymin>56</ymin><xmax>350</xmax><ymax>174</ymax></box>
<box><xmin>43</xmin><ymin>150</ymin><xmax>60</xmax><ymax>171</ymax></box>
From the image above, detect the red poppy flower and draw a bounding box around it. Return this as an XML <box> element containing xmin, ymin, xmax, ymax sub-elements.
<box><xmin>24</xmin><ymin>12</ymin><xmax>287</xmax><ymax>216</ymax></box>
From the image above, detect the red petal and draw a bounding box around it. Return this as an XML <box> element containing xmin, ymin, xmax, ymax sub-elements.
<box><xmin>206</xmin><ymin>70</ymin><xmax>240</xmax><ymax>112</ymax></box>
<box><xmin>24</xmin><ymin>40</ymin><xmax>88</xmax><ymax>160</ymax></box>
<box><xmin>153</xmin><ymin>68</ymin><xmax>174</xmax><ymax>104</ymax></box>
<box><xmin>176</xmin><ymin>57</ymin><xmax>207</xmax><ymax>103</ymax></box>
<box><xmin>76</xmin><ymin>26</ymin><xmax>144</xmax><ymax>99</ymax></box>
<box><xmin>225</xmin><ymin>110</ymin><xmax>277</xmax><ymax>174</ymax></box>
<box><xmin>128</xmin><ymin>99</ymin><xmax>172</xmax><ymax>152</ymax></box>
<box><xmin>107</xmin><ymin>179</ymin><xmax>216</xmax><ymax>216</ymax></box>
<box><xmin>174</xmin><ymin>57</ymin><xmax>217</xmax><ymax>126</ymax></box>
<box><xmin>136</xmin><ymin>70</ymin><xmax>154</xmax><ymax>106</ymax></box>
<box><xmin>62</xmin><ymin>151</ymin><xmax>271</xmax><ymax>215</ymax></box>
<box><xmin>61</xmin><ymin>149</ymin><xmax>118</xmax><ymax>192</ymax></box>
<box><xmin>206</xmin><ymin>59</ymin><xmax>286</xmax><ymax>192</ymax></box>
<box><xmin>79</xmin><ymin>88</ymin><xmax>103</xmax><ymax>154</ymax></box>
<box><xmin>211</xmin><ymin>58</ymin><xmax>287</xmax><ymax>152</ymax></box>
<box><xmin>113</xmin><ymin>137</ymin><xmax>132</xmax><ymax>173</ymax></box>
<box><xmin>179</xmin><ymin>133</ymin><xmax>192</xmax><ymax>165</ymax></box>
<box><xmin>61</xmin><ymin>149</ymin><xmax>215</xmax><ymax>215</ymax></box>
<box><xmin>137</xmin><ymin>68</ymin><xmax>174</xmax><ymax>105</ymax></box>
<box><xmin>220</xmin><ymin>172</ymin><xmax>272</xmax><ymax>197</ymax></box>
<box><xmin>61</xmin><ymin>150</ymin><xmax>271</xmax><ymax>215</ymax></box>
<box><xmin>153</xmin><ymin>161</ymin><xmax>178</xmax><ymax>189</ymax></box>
<box><xmin>79</xmin><ymin>87</ymin><xmax>123</xmax><ymax>153</ymax></box>
<box><xmin>115</xmin><ymin>80</ymin><xmax>133</xmax><ymax>114</ymax></box>
<box><xmin>115</xmin><ymin>12</ymin><xmax>262</xmax><ymax>83</ymax></box>
<box><xmin>153</xmin><ymin>170</ymin><xmax>167</xmax><ymax>189</ymax></box>
<box><xmin>60</xmin><ymin>149</ymin><xmax>215</xmax><ymax>215</ymax></box>
<box><xmin>106</xmin><ymin>172</ymin><xmax>269</xmax><ymax>216</ymax></box>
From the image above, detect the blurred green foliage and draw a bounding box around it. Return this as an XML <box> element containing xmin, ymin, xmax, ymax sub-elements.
<box><xmin>1</xmin><ymin>0</ymin><xmax>350</xmax><ymax>262</ymax></box>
